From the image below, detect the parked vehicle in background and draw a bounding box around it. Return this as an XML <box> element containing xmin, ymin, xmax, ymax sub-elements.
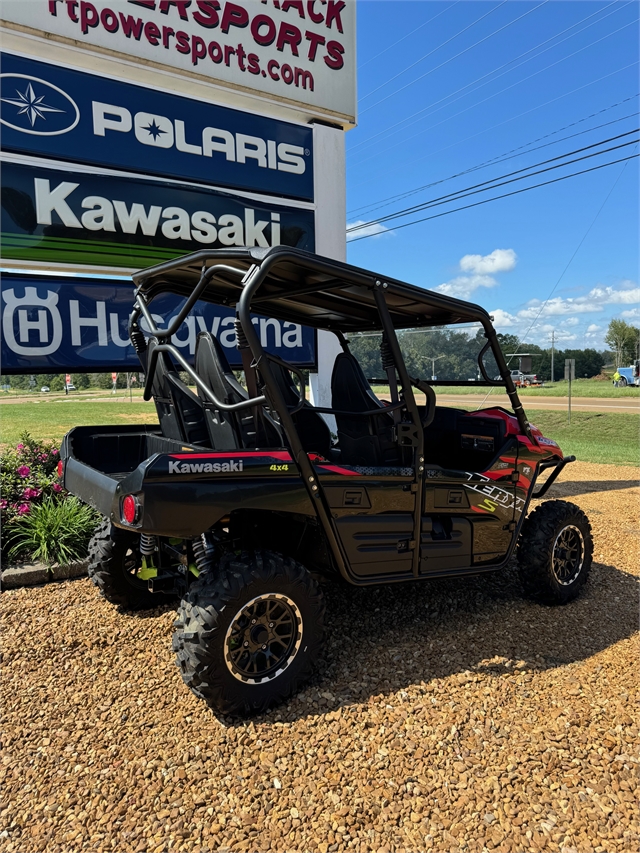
<box><xmin>40</xmin><ymin>386</ymin><xmax>50</xmax><ymax>393</ymax></box>
<box><xmin>617</xmin><ymin>363</ymin><xmax>640</xmax><ymax>387</ymax></box>
<box><xmin>66</xmin><ymin>384</ymin><xmax>77</xmax><ymax>391</ymax></box>
<box><xmin>510</xmin><ymin>369</ymin><xmax>543</xmax><ymax>387</ymax></box>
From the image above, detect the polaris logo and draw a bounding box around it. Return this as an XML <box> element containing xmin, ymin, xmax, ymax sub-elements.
<box><xmin>93</xmin><ymin>103</ymin><xmax>307</xmax><ymax>175</ymax></box>
<box><xmin>168</xmin><ymin>459</ymin><xmax>244</xmax><ymax>474</ymax></box>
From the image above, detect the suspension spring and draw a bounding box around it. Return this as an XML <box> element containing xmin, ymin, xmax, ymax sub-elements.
<box><xmin>192</xmin><ymin>532</ymin><xmax>217</xmax><ymax>574</ymax></box>
<box><xmin>380</xmin><ymin>334</ymin><xmax>395</xmax><ymax>371</ymax></box>
<box><xmin>234</xmin><ymin>317</ymin><xmax>249</xmax><ymax>349</ymax></box>
<box><xmin>130</xmin><ymin>327</ymin><xmax>147</xmax><ymax>355</ymax></box>
<box><xmin>139</xmin><ymin>534</ymin><xmax>157</xmax><ymax>556</ymax></box>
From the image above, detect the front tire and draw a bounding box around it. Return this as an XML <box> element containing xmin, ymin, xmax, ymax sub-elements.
<box><xmin>87</xmin><ymin>519</ymin><xmax>161</xmax><ymax>610</ymax></box>
<box><xmin>173</xmin><ymin>550</ymin><xmax>325</xmax><ymax>715</ymax></box>
<box><xmin>517</xmin><ymin>500</ymin><xmax>593</xmax><ymax>604</ymax></box>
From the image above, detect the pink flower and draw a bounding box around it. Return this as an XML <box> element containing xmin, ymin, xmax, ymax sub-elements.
<box><xmin>16</xmin><ymin>443</ymin><xmax>24</xmax><ymax>451</ymax></box>
<box><xmin>17</xmin><ymin>465</ymin><xmax>30</xmax><ymax>477</ymax></box>
<box><xmin>23</xmin><ymin>487</ymin><xmax>41</xmax><ymax>500</ymax></box>
<box><xmin>51</xmin><ymin>448</ymin><xmax>59</xmax><ymax>455</ymax></box>
<box><xmin>17</xmin><ymin>504</ymin><xmax>30</xmax><ymax>515</ymax></box>
<box><xmin>39</xmin><ymin>454</ymin><xmax>48</xmax><ymax>462</ymax></box>
<box><xmin>52</xmin><ymin>483</ymin><xmax>63</xmax><ymax>493</ymax></box>
<box><xmin>0</xmin><ymin>500</ymin><xmax>7</xmax><ymax>510</ymax></box>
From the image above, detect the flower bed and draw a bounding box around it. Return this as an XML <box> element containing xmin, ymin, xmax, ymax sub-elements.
<box><xmin>1</xmin><ymin>433</ymin><xmax>99</xmax><ymax>567</ymax></box>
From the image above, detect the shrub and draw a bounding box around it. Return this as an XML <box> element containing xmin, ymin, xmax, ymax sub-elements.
<box><xmin>1</xmin><ymin>433</ymin><xmax>62</xmax><ymax>529</ymax></box>
<box><xmin>6</xmin><ymin>497</ymin><xmax>98</xmax><ymax>567</ymax></box>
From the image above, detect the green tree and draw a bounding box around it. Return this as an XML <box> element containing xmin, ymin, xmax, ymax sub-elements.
<box><xmin>605</xmin><ymin>319</ymin><xmax>639</xmax><ymax>367</ymax></box>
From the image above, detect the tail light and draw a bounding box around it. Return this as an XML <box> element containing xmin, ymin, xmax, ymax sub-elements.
<box><xmin>122</xmin><ymin>495</ymin><xmax>139</xmax><ymax>525</ymax></box>
<box><xmin>57</xmin><ymin>460</ymin><xmax>63</xmax><ymax>478</ymax></box>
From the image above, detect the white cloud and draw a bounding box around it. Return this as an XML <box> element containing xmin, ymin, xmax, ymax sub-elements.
<box><xmin>346</xmin><ymin>220</ymin><xmax>392</xmax><ymax>241</ymax></box>
<box><xmin>490</xmin><ymin>308</ymin><xmax>517</xmax><ymax>327</ymax></box>
<box><xmin>519</xmin><ymin>284</ymin><xmax>640</xmax><ymax>318</ymax></box>
<box><xmin>433</xmin><ymin>247</ymin><xmax>517</xmax><ymax>300</ymax></box>
<box><xmin>620</xmin><ymin>307</ymin><xmax>640</xmax><ymax>320</ymax></box>
<box><xmin>434</xmin><ymin>273</ymin><xmax>497</xmax><ymax>299</ymax></box>
<box><xmin>459</xmin><ymin>248</ymin><xmax>517</xmax><ymax>276</ymax></box>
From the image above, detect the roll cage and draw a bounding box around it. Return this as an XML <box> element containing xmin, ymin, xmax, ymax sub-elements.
<box><xmin>130</xmin><ymin>245</ymin><xmax>529</xmax><ymax>429</ymax></box>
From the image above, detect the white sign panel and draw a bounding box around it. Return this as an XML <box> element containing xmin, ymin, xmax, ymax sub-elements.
<box><xmin>1</xmin><ymin>0</ymin><xmax>356</xmax><ymax>124</ymax></box>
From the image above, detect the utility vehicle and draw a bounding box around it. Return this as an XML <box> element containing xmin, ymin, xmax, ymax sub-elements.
<box><xmin>60</xmin><ymin>247</ymin><xmax>593</xmax><ymax>715</ymax></box>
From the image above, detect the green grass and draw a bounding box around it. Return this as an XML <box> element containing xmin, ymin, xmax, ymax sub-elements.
<box><xmin>1</xmin><ymin>397</ymin><xmax>637</xmax><ymax>466</ymax></box>
<box><xmin>0</xmin><ymin>399</ymin><xmax>158</xmax><ymax>447</ymax></box>
<box><xmin>525</xmin><ymin>410</ymin><xmax>639</xmax><ymax>467</ymax></box>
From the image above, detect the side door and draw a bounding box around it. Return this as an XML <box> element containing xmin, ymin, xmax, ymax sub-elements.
<box><xmin>314</xmin><ymin>461</ymin><xmax>417</xmax><ymax>581</ymax></box>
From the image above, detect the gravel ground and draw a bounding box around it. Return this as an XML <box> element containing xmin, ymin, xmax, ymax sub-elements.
<box><xmin>1</xmin><ymin>461</ymin><xmax>638</xmax><ymax>853</ymax></box>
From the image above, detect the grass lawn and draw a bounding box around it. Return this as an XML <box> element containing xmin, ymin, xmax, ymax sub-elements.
<box><xmin>525</xmin><ymin>410</ymin><xmax>639</xmax><ymax>467</ymax></box>
<box><xmin>1</xmin><ymin>398</ymin><xmax>637</xmax><ymax>466</ymax></box>
<box><xmin>0</xmin><ymin>399</ymin><xmax>158</xmax><ymax>448</ymax></box>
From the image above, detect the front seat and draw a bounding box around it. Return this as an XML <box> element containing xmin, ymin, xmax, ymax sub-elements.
<box><xmin>269</xmin><ymin>362</ymin><xmax>333</xmax><ymax>459</ymax></box>
<box><xmin>331</xmin><ymin>352</ymin><xmax>399</xmax><ymax>466</ymax></box>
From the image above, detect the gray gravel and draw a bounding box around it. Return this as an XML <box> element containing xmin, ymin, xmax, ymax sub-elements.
<box><xmin>1</xmin><ymin>462</ymin><xmax>638</xmax><ymax>852</ymax></box>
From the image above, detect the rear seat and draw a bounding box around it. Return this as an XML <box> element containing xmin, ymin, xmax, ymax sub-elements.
<box><xmin>194</xmin><ymin>332</ymin><xmax>282</xmax><ymax>449</ymax></box>
<box><xmin>146</xmin><ymin>337</ymin><xmax>210</xmax><ymax>447</ymax></box>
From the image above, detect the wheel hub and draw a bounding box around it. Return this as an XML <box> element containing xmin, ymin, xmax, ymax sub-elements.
<box><xmin>224</xmin><ymin>594</ymin><xmax>303</xmax><ymax>684</ymax></box>
<box><xmin>552</xmin><ymin>525</ymin><xmax>584</xmax><ymax>586</ymax></box>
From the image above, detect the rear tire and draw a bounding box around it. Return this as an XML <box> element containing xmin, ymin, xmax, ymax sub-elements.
<box><xmin>517</xmin><ymin>500</ymin><xmax>593</xmax><ymax>604</ymax></box>
<box><xmin>87</xmin><ymin>519</ymin><xmax>161</xmax><ymax>610</ymax></box>
<box><xmin>173</xmin><ymin>550</ymin><xmax>324</xmax><ymax>715</ymax></box>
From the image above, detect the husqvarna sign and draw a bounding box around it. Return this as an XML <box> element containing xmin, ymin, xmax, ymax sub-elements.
<box><xmin>1</xmin><ymin>0</ymin><xmax>356</xmax><ymax>125</ymax></box>
<box><xmin>1</xmin><ymin>52</ymin><xmax>314</xmax><ymax>200</ymax></box>
<box><xmin>1</xmin><ymin>272</ymin><xmax>316</xmax><ymax>371</ymax></box>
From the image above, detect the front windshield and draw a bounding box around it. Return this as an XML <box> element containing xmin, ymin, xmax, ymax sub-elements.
<box><xmin>349</xmin><ymin>324</ymin><xmax>501</xmax><ymax>384</ymax></box>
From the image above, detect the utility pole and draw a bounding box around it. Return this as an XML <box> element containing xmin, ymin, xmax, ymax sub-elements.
<box><xmin>550</xmin><ymin>330</ymin><xmax>555</xmax><ymax>383</ymax></box>
<box><xmin>429</xmin><ymin>355</ymin><xmax>446</xmax><ymax>380</ymax></box>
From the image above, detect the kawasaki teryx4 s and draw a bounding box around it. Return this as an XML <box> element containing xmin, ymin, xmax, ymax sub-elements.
<box><xmin>60</xmin><ymin>247</ymin><xmax>592</xmax><ymax>715</ymax></box>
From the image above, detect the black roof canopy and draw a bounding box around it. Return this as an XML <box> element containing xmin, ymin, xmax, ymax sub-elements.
<box><xmin>132</xmin><ymin>246</ymin><xmax>494</xmax><ymax>334</ymax></box>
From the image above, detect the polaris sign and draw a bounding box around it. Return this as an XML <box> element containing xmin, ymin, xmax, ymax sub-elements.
<box><xmin>0</xmin><ymin>52</ymin><xmax>314</xmax><ymax>200</ymax></box>
<box><xmin>1</xmin><ymin>272</ymin><xmax>317</xmax><ymax>373</ymax></box>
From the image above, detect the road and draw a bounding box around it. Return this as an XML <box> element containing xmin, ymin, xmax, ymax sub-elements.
<box><xmin>1</xmin><ymin>391</ymin><xmax>638</xmax><ymax>413</ymax></box>
<box><xmin>434</xmin><ymin>394</ymin><xmax>640</xmax><ymax>413</ymax></box>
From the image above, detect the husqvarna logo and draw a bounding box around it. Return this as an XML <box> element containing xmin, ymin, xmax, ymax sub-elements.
<box><xmin>0</xmin><ymin>74</ymin><xmax>80</xmax><ymax>136</ymax></box>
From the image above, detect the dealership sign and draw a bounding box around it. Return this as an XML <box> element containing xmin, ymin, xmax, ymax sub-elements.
<box><xmin>1</xmin><ymin>0</ymin><xmax>356</xmax><ymax>124</ymax></box>
<box><xmin>1</xmin><ymin>159</ymin><xmax>315</xmax><ymax>268</ymax></box>
<box><xmin>1</xmin><ymin>272</ymin><xmax>317</xmax><ymax>372</ymax></box>
<box><xmin>0</xmin><ymin>52</ymin><xmax>314</xmax><ymax>199</ymax></box>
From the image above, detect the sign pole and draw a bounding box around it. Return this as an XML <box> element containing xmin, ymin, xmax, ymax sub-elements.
<box><xmin>565</xmin><ymin>359</ymin><xmax>575</xmax><ymax>424</ymax></box>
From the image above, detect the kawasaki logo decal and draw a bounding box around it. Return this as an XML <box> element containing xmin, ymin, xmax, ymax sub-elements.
<box><xmin>169</xmin><ymin>460</ymin><xmax>244</xmax><ymax>474</ymax></box>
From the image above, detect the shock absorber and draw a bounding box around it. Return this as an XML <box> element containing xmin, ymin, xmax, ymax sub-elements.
<box><xmin>192</xmin><ymin>532</ymin><xmax>216</xmax><ymax>576</ymax></box>
<box><xmin>140</xmin><ymin>534</ymin><xmax>157</xmax><ymax>555</ymax></box>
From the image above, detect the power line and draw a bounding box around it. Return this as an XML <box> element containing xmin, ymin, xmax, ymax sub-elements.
<box><xmin>360</xmin><ymin>0</ymin><xmax>547</xmax><ymax>115</ymax></box>
<box><xmin>351</xmin><ymin>0</ymin><xmax>623</xmax><ymax>153</ymax></box>
<box><xmin>346</xmin><ymin>153</ymin><xmax>639</xmax><ymax>244</ymax></box>
<box><xmin>347</xmin><ymin>130</ymin><xmax>640</xmax><ymax>233</ymax></box>
<box><xmin>351</xmin><ymin>62</ymin><xmax>639</xmax><ymax>195</ymax></box>
<box><xmin>475</xmin><ymin>153</ymin><xmax>636</xmax><ymax>407</ymax></box>
<box><xmin>355</xmin><ymin>15</ymin><xmax>639</xmax><ymax>168</ymax></box>
<box><xmin>360</xmin><ymin>0</ymin><xmax>509</xmax><ymax>103</ymax></box>
<box><xmin>348</xmin><ymin>106</ymin><xmax>638</xmax><ymax>219</ymax></box>
<box><xmin>358</xmin><ymin>1</ymin><xmax>461</xmax><ymax>71</ymax></box>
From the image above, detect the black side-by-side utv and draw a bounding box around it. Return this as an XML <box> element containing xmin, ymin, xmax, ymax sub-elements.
<box><xmin>60</xmin><ymin>247</ymin><xmax>593</xmax><ymax>715</ymax></box>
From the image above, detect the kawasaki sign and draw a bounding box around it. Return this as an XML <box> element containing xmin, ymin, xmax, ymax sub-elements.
<box><xmin>1</xmin><ymin>160</ymin><xmax>315</xmax><ymax>268</ymax></box>
<box><xmin>0</xmin><ymin>52</ymin><xmax>314</xmax><ymax>200</ymax></box>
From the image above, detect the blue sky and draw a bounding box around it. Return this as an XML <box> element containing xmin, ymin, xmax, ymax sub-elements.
<box><xmin>345</xmin><ymin>0</ymin><xmax>639</xmax><ymax>350</ymax></box>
